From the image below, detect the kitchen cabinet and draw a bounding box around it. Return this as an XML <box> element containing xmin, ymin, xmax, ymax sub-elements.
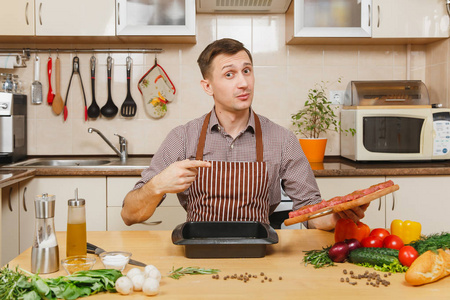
<box><xmin>1</xmin><ymin>184</ymin><xmax>20</xmax><ymax>265</ymax></box>
<box><xmin>315</xmin><ymin>176</ymin><xmax>386</xmax><ymax>229</ymax></box>
<box><xmin>35</xmin><ymin>0</ymin><xmax>115</xmax><ymax>36</ymax></box>
<box><xmin>116</xmin><ymin>0</ymin><xmax>195</xmax><ymax>37</ymax></box>
<box><xmin>286</xmin><ymin>0</ymin><xmax>449</xmax><ymax>44</ymax></box>
<box><xmin>286</xmin><ymin>0</ymin><xmax>371</xmax><ymax>38</ymax></box>
<box><xmin>372</xmin><ymin>0</ymin><xmax>449</xmax><ymax>38</ymax></box>
<box><xmin>0</xmin><ymin>0</ymin><xmax>35</xmax><ymax>36</ymax></box>
<box><xmin>385</xmin><ymin>176</ymin><xmax>450</xmax><ymax>235</ymax></box>
<box><xmin>106</xmin><ymin>176</ymin><xmax>186</xmax><ymax>231</ymax></box>
<box><xmin>18</xmin><ymin>176</ymin><xmax>107</xmax><ymax>253</ymax></box>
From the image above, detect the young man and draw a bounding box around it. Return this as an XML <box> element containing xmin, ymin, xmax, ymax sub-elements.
<box><xmin>121</xmin><ymin>38</ymin><xmax>367</xmax><ymax>230</ymax></box>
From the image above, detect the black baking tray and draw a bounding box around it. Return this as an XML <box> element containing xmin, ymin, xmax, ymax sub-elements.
<box><xmin>171</xmin><ymin>221</ymin><xmax>278</xmax><ymax>258</ymax></box>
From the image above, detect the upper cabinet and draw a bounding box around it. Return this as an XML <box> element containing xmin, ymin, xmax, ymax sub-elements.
<box><xmin>0</xmin><ymin>0</ymin><xmax>35</xmax><ymax>36</ymax></box>
<box><xmin>35</xmin><ymin>0</ymin><xmax>115</xmax><ymax>36</ymax></box>
<box><xmin>372</xmin><ymin>0</ymin><xmax>449</xmax><ymax>38</ymax></box>
<box><xmin>286</xmin><ymin>0</ymin><xmax>450</xmax><ymax>44</ymax></box>
<box><xmin>116</xmin><ymin>0</ymin><xmax>195</xmax><ymax>37</ymax></box>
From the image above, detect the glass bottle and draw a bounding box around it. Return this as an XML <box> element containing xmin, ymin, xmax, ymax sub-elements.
<box><xmin>66</xmin><ymin>188</ymin><xmax>87</xmax><ymax>257</ymax></box>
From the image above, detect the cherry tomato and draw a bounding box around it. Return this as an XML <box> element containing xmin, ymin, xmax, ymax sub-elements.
<box><xmin>399</xmin><ymin>246</ymin><xmax>419</xmax><ymax>267</ymax></box>
<box><xmin>361</xmin><ymin>236</ymin><xmax>383</xmax><ymax>248</ymax></box>
<box><xmin>369</xmin><ymin>228</ymin><xmax>390</xmax><ymax>242</ymax></box>
<box><xmin>383</xmin><ymin>234</ymin><xmax>404</xmax><ymax>250</ymax></box>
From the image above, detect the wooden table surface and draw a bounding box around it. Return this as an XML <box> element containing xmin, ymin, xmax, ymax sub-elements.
<box><xmin>7</xmin><ymin>230</ymin><xmax>450</xmax><ymax>299</ymax></box>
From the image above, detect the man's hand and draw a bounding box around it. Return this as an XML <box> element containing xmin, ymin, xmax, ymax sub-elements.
<box><xmin>336</xmin><ymin>203</ymin><xmax>370</xmax><ymax>223</ymax></box>
<box><xmin>152</xmin><ymin>159</ymin><xmax>211</xmax><ymax>195</ymax></box>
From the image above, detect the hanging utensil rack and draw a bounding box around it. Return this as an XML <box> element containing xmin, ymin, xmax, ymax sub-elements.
<box><xmin>0</xmin><ymin>48</ymin><xmax>164</xmax><ymax>67</ymax></box>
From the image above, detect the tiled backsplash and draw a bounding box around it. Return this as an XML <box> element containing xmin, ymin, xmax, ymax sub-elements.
<box><xmin>5</xmin><ymin>14</ymin><xmax>439</xmax><ymax>157</ymax></box>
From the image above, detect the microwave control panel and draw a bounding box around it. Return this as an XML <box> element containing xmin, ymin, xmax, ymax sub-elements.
<box><xmin>432</xmin><ymin>111</ymin><xmax>450</xmax><ymax>157</ymax></box>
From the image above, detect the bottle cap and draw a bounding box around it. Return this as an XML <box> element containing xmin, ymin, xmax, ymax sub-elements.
<box><xmin>35</xmin><ymin>193</ymin><xmax>56</xmax><ymax>219</ymax></box>
<box><xmin>68</xmin><ymin>188</ymin><xmax>85</xmax><ymax>207</ymax></box>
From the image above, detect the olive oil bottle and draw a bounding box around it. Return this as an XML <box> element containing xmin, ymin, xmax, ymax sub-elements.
<box><xmin>66</xmin><ymin>189</ymin><xmax>87</xmax><ymax>257</ymax></box>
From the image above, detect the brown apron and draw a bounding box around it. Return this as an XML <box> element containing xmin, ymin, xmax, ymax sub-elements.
<box><xmin>187</xmin><ymin>111</ymin><xmax>270</xmax><ymax>223</ymax></box>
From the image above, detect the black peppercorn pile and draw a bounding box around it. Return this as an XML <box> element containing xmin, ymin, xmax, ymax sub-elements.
<box><xmin>211</xmin><ymin>272</ymin><xmax>283</xmax><ymax>283</ymax></box>
<box><xmin>340</xmin><ymin>269</ymin><xmax>392</xmax><ymax>287</ymax></box>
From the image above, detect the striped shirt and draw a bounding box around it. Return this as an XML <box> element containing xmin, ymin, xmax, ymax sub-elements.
<box><xmin>133</xmin><ymin>108</ymin><xmax>322</xmax><ymax>214</ymax></box>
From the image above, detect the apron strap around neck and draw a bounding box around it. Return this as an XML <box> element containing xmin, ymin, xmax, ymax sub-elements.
<box><xmin>195</xmin><ymin>110</ymin><xmax>264</xmax><ymax>162</ymax></box>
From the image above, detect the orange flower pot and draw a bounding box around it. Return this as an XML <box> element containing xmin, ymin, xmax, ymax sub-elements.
<box><xmin>299</xmin><ymin>138</ymin><xmax>327</xmax><ymax>163</ymax></box>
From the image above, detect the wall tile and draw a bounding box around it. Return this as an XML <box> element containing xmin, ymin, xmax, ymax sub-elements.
<box><xmin>3</xmin><ymin>13</ymin><xmax>436</xmax><ymax>157</ymax></box>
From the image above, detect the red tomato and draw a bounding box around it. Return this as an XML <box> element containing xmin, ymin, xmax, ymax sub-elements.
<box><xmin>361</xmin><ymin>236</ymin><xmax>383</xmax><ymax>248</ymax></box>
<box><xmin>383</xmin><ymin>235</ymin><xmax>404</xmax><ymax>250</ymax></box>
<box><xmin>399</xmin><ymin>246</ymin><xmax>419</xmax><ymax>267</ymax></box>
<box><xmin>369</xmin><ymin>228</ymin><xmax>390</xmax><ymax>242</ymax></box>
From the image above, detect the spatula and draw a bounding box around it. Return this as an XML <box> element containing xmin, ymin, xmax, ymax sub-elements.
<box><xmin>52</xmin><ymin>57</ymin><xmax>64</xmax><ymax>115</ymax></box>
<box><xmin>120</xmin><ymin>56</ymin><xmax>137</xmax><ymax>117</ymax></box>
<box><xmin>31</xmin><ymin>55</ymin><xmax>42</xmax><ymax>104</ymax></box>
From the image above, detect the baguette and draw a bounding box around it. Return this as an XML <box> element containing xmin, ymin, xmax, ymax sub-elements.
<box><xmin>405</xmin><ymin>249</ymin><xmax>450</xmax><ymax>286</ymax></box>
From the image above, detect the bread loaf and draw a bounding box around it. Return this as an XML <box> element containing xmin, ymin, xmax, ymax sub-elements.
<box><xmin>405</xmin><ymin>249</ymin><xmax>450</xmax><ymax>286</ymax></box>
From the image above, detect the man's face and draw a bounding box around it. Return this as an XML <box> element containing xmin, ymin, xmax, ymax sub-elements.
<box><xmin>201</xmin><ymin>50</ymin><xmax>254</xmax><ymax>113</ymax></box>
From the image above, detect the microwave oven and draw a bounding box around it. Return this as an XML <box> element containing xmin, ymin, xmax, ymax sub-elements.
<box><xmin>340</xmin><ymin>107</ymin><xmax>450</xmax><ymax>161</ymax></box>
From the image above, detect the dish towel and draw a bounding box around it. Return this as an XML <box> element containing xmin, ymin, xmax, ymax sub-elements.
<box><xmin>0</xmin><ymin>54</ymin><xmax>23</xmax><ymax>69</ymax></box>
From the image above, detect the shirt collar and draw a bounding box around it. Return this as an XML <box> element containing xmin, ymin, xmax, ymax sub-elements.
<box><xmin>209</xmin><ymin>108</ymin><xmax>256</xmax><ymax>134</ymax></box>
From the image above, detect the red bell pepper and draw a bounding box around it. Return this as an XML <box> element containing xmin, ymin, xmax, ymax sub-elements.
<box><xmin>334</xmin><ymin>218</ymin><xmax>370</xmax><ymax>243</ymax></box>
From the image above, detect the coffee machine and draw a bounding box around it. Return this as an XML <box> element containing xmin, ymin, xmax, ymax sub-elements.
<box><xmin>0</xmin><ymin>92</ymin><xmax>27</xmax><ymax>163</ymax></box>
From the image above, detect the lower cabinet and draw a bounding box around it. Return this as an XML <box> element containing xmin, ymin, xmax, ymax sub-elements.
<box><xmin>1</xmin><ymin>184</ymin><xmax>20</xmax><ymax>266</ymax></box>
<box><xmin>18</xmin><ymin>176</ymin><xmax>107</xmax><ymax>254</ymax></box>
<box><xmin>385</xmin><ymin>176</ymin><xmax>450</xmax><ymax>235</ymax></box>
<box><xmin>106</xmin><ymin>177</ymin><xmax>187</xmax><ymax>231</ymax></box>
<box><xmin>315</xmin><ymin>177</ymin><xmax>387</xmax><ymax>229</ymax></box>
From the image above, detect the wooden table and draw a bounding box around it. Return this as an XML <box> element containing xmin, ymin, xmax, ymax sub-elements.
<box><xmin>7</xmin><ymin>230</ymin><xmax>449</xmax><ymax>299</ymax></box>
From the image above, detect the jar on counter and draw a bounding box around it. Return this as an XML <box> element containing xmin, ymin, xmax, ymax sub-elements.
<box><xmin>66</xmin><ymin>189</ymin><xmax>87</xmax><ymax>257</ymax></box>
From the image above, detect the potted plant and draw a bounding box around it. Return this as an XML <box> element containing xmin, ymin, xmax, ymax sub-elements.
<box><xmin>291</xmin><ymin>78</ymin><xmax>355</xmax><ymax>163</ymax></box>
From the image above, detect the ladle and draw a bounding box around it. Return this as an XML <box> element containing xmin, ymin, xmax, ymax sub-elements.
<box><xmin>100</xmin><ymin>56</ymin><xmax>118</xmax><ymax>118</ymax></box>
<box><xmin>87</xmin><ymin>56</ymin><xmax>100</xmax><ymax>118</ymax></box>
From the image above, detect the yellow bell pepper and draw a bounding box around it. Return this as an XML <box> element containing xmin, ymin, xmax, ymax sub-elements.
<box><xmin>390</xmin><ymin>219</ymin><xmax>422</xmax><ymax>244</ymax></box>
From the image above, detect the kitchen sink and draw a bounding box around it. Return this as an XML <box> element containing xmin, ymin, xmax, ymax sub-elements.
<box><xmin>20</xmin><ymin>159</ymin><xmax>112</xmax><ymax>167</ymax></box>
<box><xmin>5</xmin><ymin>157</ymin><xmax>152</xmax><ymax>169</ymax></box>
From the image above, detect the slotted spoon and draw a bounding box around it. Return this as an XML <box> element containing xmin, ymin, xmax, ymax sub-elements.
<box><xmin>120</xmin><ymin>56</ymin><xmax>137</xmax><ymax>117</ymax></box>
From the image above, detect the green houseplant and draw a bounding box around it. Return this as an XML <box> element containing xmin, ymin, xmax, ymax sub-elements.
<box><xmin>291</xmin><ymin>78</ymin><xmax>355</xmax><ymax>163</ymax></box>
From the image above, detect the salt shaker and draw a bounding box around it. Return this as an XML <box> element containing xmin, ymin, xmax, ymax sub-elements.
<box><xmin>31</xmin><ymin>193</ymin><xmax>59</xmax><ymax>274</ymax></box>
<box><xmin>66</xmin><ymin>188</ymin><xmax>87</xmax><ymax>257</ymax></box>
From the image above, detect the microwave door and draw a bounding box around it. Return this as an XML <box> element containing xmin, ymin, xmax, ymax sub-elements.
<box><xmin>363</xmin><ymin>116</ymin><xmax>424</xmax><ymax>154</ymax></box>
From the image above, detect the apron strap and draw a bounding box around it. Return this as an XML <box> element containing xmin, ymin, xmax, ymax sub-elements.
<box><xmin>195</xmin><ymin>111</ymin><xmax>212</xmax><ymax>160</ymax></box>
<box><xmin>195</xmin><ymin>110</ymin><xmax>264</xmax><ymax>162</ymax></box>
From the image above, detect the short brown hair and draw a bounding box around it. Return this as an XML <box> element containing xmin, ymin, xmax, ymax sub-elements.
<box><xmin>197</xmin><ymin>38</ymin><xmax>253</xmax><ymax>79</ymax></box>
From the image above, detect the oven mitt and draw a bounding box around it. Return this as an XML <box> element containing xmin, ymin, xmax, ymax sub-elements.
<box><xmin>138</xmin><ymin>63</ymin><xmax>176</xmax><ymax>119</ymax></box>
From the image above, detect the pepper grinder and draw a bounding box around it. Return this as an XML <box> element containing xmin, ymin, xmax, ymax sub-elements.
<box><xmin>31</xmin><ymin>193</ymin><xmax>59</xmax><ymax>274</ymax></box>
<box><xmin>66</xmin><ymin>188</ymin><xmax>87</xmax><ymax>257</ymax></box>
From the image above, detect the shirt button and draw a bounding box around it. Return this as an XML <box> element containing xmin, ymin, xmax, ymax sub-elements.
<box><xmin>230</xmin><ymin>144</ymin><xmax>234</xmax><ymax>149</ymax></box>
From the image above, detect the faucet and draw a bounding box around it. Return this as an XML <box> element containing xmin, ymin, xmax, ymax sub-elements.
<box><xmin>88</xmin><ymin>127</ymin><xmax>128</xmax><ymax>162</ymax></box>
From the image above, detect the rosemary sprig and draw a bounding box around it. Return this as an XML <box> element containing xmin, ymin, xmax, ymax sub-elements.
<box><xmin>303</xmin><ymin>246</ymin><xmax>336</xmax><ymax>268</ymax></box>
<box><xmin>167</xmin><ymin>266</ymin><xmax>220</xmax><ymax>279</ymax></box>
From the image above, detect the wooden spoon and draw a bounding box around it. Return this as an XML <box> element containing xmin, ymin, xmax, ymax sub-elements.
<box><xmin>52</xmin><ymin>57</ymin><xmax>64</xmax><ymax>115</ymax></box>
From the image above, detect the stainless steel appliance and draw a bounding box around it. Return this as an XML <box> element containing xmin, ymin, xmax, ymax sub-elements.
<box><xmin>341</xmin><ymin>80</ymin><xmax>450</xmax><ymax>161</ymax></box>
<box><xmin>0</xmin><ymin>92</ymin><xmax>27</xmax><ymax>163</ymax></box>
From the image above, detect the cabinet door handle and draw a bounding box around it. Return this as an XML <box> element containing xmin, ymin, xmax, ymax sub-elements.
<box><xmin>25</xmin><ymin>2</ymin><xmax>29</xmax><ymax>25</ymax></box>
<box><xmin>8</xmin><ymin>187</ymin><xmax>13</xmax><ymax>212</ymax></box>
<box><xmin>368</xmin><ymin>4</ymin><xmax>371</xmax><ymax>27</ymax></box>
<box><xmin>377</xmin><ymin>5</ymin><xmax>380</xmax><ymax>28</ymax></box>
<box><xmin>391</xmin><ymin>192</ymin><xmax>396</xmax><ymax>211</ymax></box>
<box><xmin>117</xmin><ymin>2</ymin><xmax>120</xmax><ymax>26</ymax></box>
<box><xmin>39</xmin><ymin>3</ymin><xmax>42</xmax><ymax>26</ymax></box>
<box><xmin>378</xmin><ymin>197</ymin><xmax>381</xmax><ymax>211</ymax></box>
<box><xmin>22</xmin><ymin>186</ymin><xmax>28</xmax><ymax>212</ymax></box>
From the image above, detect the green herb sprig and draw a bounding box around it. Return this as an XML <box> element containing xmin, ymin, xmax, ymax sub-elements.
<box><xmin>408</xmin><ymin>232</ymin><xmax>450</xmax><ymax>255</ymax></box>
<box><xmin>168</xmin><ymin>266</ymin><xmax>220</xmax><ymax>280</ymax></box>
<box><xmin>303</xmin><ymin>246</ymin><xmax>336</xmax><ymax>268</ymax></box>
